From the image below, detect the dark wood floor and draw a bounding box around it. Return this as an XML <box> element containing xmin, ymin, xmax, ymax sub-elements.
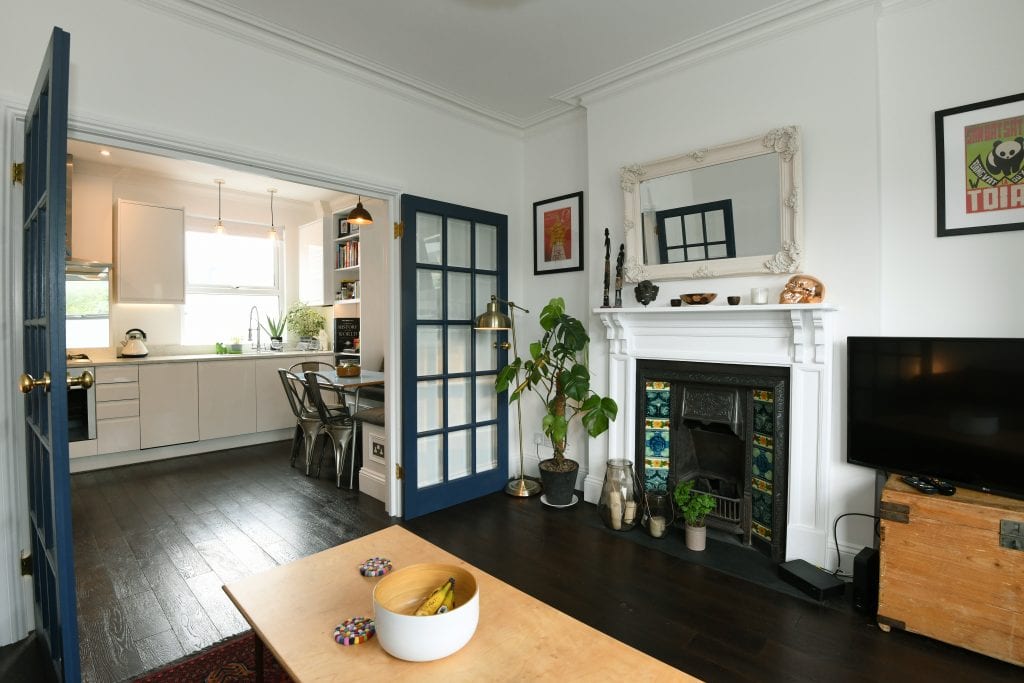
<box><xmin>69</xmin><ymin>441</ymin><xmax>1020</xmax><ymax>682</ymax></box>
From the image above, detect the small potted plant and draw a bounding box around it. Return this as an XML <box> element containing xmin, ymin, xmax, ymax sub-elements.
<box><xmin>263</xmin><ymin>312</ymin><xmax>286</xmax><ymax>350</ymax></box>
<box><xmin>673</xmin><ymin>480</ymin><xmax>716</xmax><ymax>551</ymax></box>
<box><xmin>286</xmin><ymin>302</ymin><xmax>327</xmax><ymax>350</ymax></box>
<box><xmin>496</xmin><ymin>297</ymin><xmax>617</xmax><ymax>506</ymax></box>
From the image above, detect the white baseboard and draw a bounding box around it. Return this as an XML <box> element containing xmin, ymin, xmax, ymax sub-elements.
<box><xmin>69</xmin><ymin>429</ymin><xmax>292</xmax><ymax>473</ymax></box>
<box><xmin>358</xmin><ymin>467</ymin><xmax>386</xmax><ymax>503</ymax></box>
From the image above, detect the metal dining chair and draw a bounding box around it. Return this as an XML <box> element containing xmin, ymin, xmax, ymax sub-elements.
<box><xmin>277</xmin><ymin>369</ymin><xmax>322</xmax><ymax>473</ymax></box>
<box><xmin>303</xmin><ymin>371</ymin><xmax>357</xmax><ymax>488</ymax></box>
<box><xmin>289</xmin><ymin>360</ymin><xmax>336</xmax><ymax>375</ymax></box>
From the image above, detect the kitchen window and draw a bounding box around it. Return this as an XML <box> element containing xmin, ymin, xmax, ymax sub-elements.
<box><xmin>66</xmin><ymin>279</ymin><xmax>110</xmax><ymax>348</ymax></box>
<box><xmin>181</xmin><ymin>218</ymin><xmax>282</xmax><ymax>345</ymax></box>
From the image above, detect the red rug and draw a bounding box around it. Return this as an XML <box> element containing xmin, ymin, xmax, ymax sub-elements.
<box><xmin>133</xmin><ymin>631</ymin><xmax>293</xmax><ymax>682</ymax></box>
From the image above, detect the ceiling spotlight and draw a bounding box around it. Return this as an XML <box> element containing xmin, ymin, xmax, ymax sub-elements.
<box><xmin>99</xmin><ymin>149</ymin><xmax>111</xmax><ymax>157</ymax></box>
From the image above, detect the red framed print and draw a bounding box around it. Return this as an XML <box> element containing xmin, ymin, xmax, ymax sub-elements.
<box><xmin>534</xmin><ymin>191</ymin><xmax>583</xmax><ymax>275</ymax></box>
<box><xmin>936</xmin><ymin>92</ymin><xmax>1024</xmax><ymax>237</ymax></box>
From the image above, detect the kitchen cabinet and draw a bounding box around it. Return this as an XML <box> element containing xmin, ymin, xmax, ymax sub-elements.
<box><xmin>199</xmin><ymin>360</ymin><xmax>257</xmax><ymax>440</ymax></box>
<box><xmin>332</xmin><ymin>211</ymin><xmax>362</xmax><ymax>364</ymax></box>
<box><xmin>255</xmin><ymin>358</ymin><xmax>295</xmax><ymax>432</ymax></box>
<box><xmin>69</xmin><ymin>172</ymin><xmax>113</xmax><ymax>263</ymax></box>
<box><xmin>139</xmin><ymin>362</ymin><xmax>199</xmax><ymax>448</ymax></box>
<box><xmin>94</xmin><ymin>364</ymin><xmax>140</xmax><ymax>455</ymax></box>
<box><xmin>297</xmin><ymin>216</ymin><xmax>332</xmax><ymax>306</ymax></box>
<box><xmin>116</xmin><ymin>199</ymin><xmax>185</xmax><ymax>303</ymax></box>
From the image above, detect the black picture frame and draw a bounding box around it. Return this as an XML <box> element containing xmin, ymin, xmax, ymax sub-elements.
<box><xmin>935</xmin><ymin>92</ymin><xmax>1024</xmax><ymax>237</ymax></box>
<box><xmin>533</xmin><ymin>191</ymin><xmax>584</xmax><ymax>275</ymax></box>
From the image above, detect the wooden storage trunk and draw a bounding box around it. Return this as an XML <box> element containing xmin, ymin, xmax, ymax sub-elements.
<box><xmin>878</xmin><ymin>475</ymin><xmax>1024</xmax><ymax>665</ymax></box>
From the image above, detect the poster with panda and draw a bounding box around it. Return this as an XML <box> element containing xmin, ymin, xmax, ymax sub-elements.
<box><xmin>936</xmin><ymin>92</ymin><xmax>1024</xmax><ymax>237</ymax></box>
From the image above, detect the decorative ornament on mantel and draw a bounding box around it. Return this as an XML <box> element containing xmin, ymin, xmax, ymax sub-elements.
<box><xmin>634</xmin><ymin>280</ymin><xmax>659</xmax><ymax>306</ymax></box>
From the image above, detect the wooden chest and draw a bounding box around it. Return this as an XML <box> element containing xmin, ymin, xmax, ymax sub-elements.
<box><xmin>878</xmin><ymin>475</ymin><xmax>1024</xmax><ymax>665</ymax></box>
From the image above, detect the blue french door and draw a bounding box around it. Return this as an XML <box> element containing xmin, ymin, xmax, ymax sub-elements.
<box><xmin>400</xmin><ymin>195</ymin><xmax>509</xmax><ymax>519</ymax></box>
<box><xmin>20</xmin><ymin>27</ymin><xmax>80</xmax><ymax>682</ymax></box>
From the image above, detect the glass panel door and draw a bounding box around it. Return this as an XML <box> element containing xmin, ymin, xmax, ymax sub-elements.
<box><xmin>401</xmin><ymin>195</ymin><xmax>508</xmax><ymax>519</ymax></box>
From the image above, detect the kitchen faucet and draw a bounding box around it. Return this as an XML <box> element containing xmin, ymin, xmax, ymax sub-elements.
<box><xmin>248</xmin><ymin>305</ymin><xmax>262</xmax><ymax>351</ymax></box>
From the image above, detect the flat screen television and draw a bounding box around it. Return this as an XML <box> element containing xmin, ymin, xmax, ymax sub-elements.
<box><xmin>847</xmin><ymin>336</ymin><xmax>1024</xmax><ymax>500</ymax></box>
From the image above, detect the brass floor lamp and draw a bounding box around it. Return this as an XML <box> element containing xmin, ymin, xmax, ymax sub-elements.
<box><xmin>474</xmin><ymin>295</ymin><xmax>542</xmax><ymax>497</ymax></box>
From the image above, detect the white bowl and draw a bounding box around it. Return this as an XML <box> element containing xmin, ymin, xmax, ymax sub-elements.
<box><xmin>372</xmin><ymin>563</ymin><xmax>479</xmax><ymax>661</ymax></box>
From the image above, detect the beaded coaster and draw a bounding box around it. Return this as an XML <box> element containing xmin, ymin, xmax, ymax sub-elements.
<box><xmin>334</xmin><ymin>617</ymin><xmax>375</xmax><ymax>645</ymax></box>
<box><xmin>359</xmin><ymin>557</ymin><xmax>393</xmax><ymax>577</ymax></box>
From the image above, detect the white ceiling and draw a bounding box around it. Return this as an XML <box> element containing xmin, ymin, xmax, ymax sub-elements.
<box><xmin>68</xmin><ymin>138</ymin><xmax>351</xmax><ymax>205</ymax></box>
<box><xmin>190</xmin><ymin>0</ymin><xmax>802</xmax><ymax>126</ymax></box>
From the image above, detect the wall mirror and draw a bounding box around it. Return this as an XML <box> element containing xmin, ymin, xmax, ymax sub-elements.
<box><xmin>620</xmin><ymin>126</ymin><xmax>802</xmax><ymax>281</ymax></box>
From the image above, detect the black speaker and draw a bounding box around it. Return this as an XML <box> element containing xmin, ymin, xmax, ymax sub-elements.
<box><xmin>852</xmin><ymin>547</ymin><xmax>879</xmax><ymax>615</ymax></box>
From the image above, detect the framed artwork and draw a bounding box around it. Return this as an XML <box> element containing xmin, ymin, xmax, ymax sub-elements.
<box><xmin>533</xmin><ymin>191</ymin><xmax>583</xmax><ymax>275</ymax></box>
<box><xmin>935</xmin><ymin>92</ymin><xmax>1024</xmax><ymax>237</ymax></box>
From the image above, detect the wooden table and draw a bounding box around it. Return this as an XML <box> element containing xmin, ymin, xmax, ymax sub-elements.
<box><xmin>223</xmin><ymin>526</ymin><xmax>697</xmax><ymax>682</ymax></box>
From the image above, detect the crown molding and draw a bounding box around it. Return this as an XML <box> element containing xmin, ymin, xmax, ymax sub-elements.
<box><xmin>552</xmin><ymin>0</ymin><xmax>878</xmax><ymax>108</ymax></box>
<box><xmin>137</xmin><ymin>0</ymin><xmax>526</xmax><ymax>135</ymax></box>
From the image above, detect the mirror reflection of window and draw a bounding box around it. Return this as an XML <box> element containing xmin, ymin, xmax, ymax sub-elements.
<box><xmin>656</xmin><ymin>199</ymin><xmax>736</xmax><ymax>264</ymax></box>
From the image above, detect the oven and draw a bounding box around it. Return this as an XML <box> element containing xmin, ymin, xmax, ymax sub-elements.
<box><xmin>68</xmin><ymin>364</ymin><xmax>96</xmax><ymax>442</ymax></box>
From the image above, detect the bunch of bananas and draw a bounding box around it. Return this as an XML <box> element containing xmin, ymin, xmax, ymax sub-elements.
<box><xmin>414</xmin><ymin>577</ymin><xmax>456</xmax><ymax>615</ymax></box>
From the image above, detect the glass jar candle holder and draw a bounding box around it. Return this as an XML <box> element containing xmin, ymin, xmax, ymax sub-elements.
<box><xmin>598</xmin><ymin>459</ymin><xmax>639</xmax><ymax>531</ymax></box>
<box><xmin>643</xmin><ymin>492</ymin><xmax>675</xmax><ymax>539</ymax></box>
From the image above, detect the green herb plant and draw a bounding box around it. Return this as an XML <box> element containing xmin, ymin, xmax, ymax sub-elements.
<box><xmin>673</xmin><ymin>480</ymin><xmax>717</xmax><ymax>528</ymax></box>
<box><xmin>285</xmin><ymin>302</ymin><xmax>327</xmax><ymax>338</ymax></box>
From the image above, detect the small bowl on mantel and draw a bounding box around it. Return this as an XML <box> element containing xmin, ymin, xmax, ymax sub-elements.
<box><xmin>680</xmin><ymin>293</ymin><xmax>717</xmax><ymax>306</ymax></box>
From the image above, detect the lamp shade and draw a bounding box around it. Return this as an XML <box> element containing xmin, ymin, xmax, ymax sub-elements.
<box><xmin>474</xmin><ymin>299</ymin><xmax>511</xmax><ymax>330</ymax></box>
<box><xmin>348</xmin><ymin>197</ymin><xmax>373</xmax><ymax>225</ymax></box>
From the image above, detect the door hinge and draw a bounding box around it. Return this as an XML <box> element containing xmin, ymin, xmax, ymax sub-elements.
<box><xmin>393</xmin><ymin>221</ymin><xmax>404</xmax><ymax>239</ymax></box>
<box><xmin>395</xmin><ymin>463</ymin><xmax>404</xmax><ymax>480</ymax></box>
<box><xmin>20</xmin><ymin>552</ymin><xmax>31</xmax><ymax>576</ymax></box>
<box><xmin>11</xmin><ymin>162</ymin><xmax>24</xmax><ymax>185</ymax></box>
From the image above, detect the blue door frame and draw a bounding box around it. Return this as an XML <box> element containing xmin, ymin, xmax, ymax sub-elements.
<box><xmin>21</xmin><ymin>26</ymin><xmax>80</xmax><ymax>682</ymax></box>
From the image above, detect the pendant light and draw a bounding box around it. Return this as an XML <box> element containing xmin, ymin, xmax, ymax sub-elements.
<box><xmin>347</xmin><ymin>195</ymin><xmax>373</xmax><ymax>225</ymax></box>
<box><xmin>214</xmin><ymin>179</ymin><xmax>225</xmax><ymax>233</ymax></box>
<box><xmin>267</xmin><ymin>188</ymin><xmax>279</xmax><ymax>239</ymax></box>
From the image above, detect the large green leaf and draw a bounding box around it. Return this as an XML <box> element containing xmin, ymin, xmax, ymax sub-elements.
<box><xmin>560</xmin><ymin>364</ymin><xmax>591</xmax><ymax>402</ymax></box>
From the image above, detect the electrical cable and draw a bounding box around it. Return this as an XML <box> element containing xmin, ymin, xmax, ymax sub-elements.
<box><xmin>831</xmin><ymin>512</ymin><xmax>881</xmax><ymax>578</ymax></box>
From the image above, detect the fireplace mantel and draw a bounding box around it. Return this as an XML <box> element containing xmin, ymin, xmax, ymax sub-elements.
<box><xmin>592</xmin><ymin>304</ymin><xmax>838</xmax><ymax>565</ymax></box>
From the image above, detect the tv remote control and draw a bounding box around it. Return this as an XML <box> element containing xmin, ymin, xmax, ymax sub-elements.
<box><xmin>921</xmin><ymin>476</ymin><xmax>956</xmax><ymax>496</ymax></box>
<box><xmin>901</xmin><ymin>475</ymin><xmax>938</xmax><ymax>494</ymax></box>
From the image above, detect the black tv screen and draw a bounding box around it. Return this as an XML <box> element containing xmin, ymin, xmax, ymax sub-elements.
<box><xmin>847</xmin><ymin>336</ymin><xmax>1024</xmax><ymax>500</ymax></box>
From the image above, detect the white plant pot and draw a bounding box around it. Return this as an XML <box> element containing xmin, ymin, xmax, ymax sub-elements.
<box><xmin>684</xmin><ymin>523</ymin><xmax>707</xmax><ymax>551</ymax></box>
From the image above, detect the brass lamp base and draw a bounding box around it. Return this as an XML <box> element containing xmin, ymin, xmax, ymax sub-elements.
<box><xmin>505</xmin><ymin>477</ymin><xmax>542</xmax><ymax>498</ymax></box>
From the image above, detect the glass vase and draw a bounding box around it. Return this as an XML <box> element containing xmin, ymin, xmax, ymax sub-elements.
<box><xmin>643</xmin><ymin>492</ymin><xmax>674</xmax><ymax>539</ymax></box>
<box><xmin>598</xmin><ymin>459</ymin><xmax>639</xmax><ymax>531</ymax></box>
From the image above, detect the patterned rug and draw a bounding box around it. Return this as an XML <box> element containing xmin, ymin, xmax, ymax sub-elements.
<box><xmin>133</xmin><ymin>631</ymin><xmax>292</xmax><ymax>682</ymax></box>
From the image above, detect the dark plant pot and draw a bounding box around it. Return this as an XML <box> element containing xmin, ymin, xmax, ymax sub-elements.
<box><xmin>538</xmin><ymin>458</ymin><xmax>578</xmax><ymax>506</ymax></box>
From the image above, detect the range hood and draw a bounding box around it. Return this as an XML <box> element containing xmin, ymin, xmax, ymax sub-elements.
<box><xmin>66</xmin><ymin>259</ymin><xmax>111</xmax><ymax>281</ymax></box>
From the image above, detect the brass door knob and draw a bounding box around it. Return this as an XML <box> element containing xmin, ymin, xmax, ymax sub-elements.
<box><xmin>67</xmin><ymin>370</ymin><xmax>94</xmax><ymax>390</ymax></box>
<box><xmin>19</xmin><ymin>371</ymin><xmax>52</xmax><ymax>394</ymax></box>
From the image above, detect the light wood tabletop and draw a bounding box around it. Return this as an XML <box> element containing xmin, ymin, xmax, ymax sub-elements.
<box><xmin>223</xmin><ymin>525</ymin><xmax>697</xmax><ymax>682</ymax></box>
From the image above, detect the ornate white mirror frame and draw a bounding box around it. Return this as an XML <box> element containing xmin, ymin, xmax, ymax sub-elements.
<box><xmin>620</xmin><ymin>126</ymin><xmax>803</xmax><ymax>282</ymax></box>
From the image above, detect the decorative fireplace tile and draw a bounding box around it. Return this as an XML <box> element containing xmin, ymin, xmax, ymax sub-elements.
<box><xmin>751</xmin><ymin>389</ymin><xmax>775</xmax><ymax>542</ymax></box>
<box><xmin>644</xmin><ymin>381</ymin><xmax>671</xmax><ymax>492</ymax></box>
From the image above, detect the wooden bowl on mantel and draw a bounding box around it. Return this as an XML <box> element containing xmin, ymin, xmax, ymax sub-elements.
<box><xmin>680</xmin><ymin>293</ymin><xmax>717</xmax><ymax>305</ymax></box>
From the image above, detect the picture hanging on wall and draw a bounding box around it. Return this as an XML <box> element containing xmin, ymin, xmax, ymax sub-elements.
<box><xmin>533</xmin><ymin>191</ymin><xmax>584</xmax><ymax>275</ymax></box>
<box><xmin>935</xmin><ymin>92</ymin><xmax>1024</xmax><ymax>237</ymax></box>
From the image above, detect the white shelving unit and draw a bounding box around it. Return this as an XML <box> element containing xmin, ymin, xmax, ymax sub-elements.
<box><xmin>332</xmin><ymin>213</ymin><xmax>361</xmax><ymax>363</ymax></box>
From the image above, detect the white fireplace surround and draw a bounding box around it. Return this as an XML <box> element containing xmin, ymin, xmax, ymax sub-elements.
<box><xmin>592</xmin><ymin>304</ymin><xmax>837</xmax><ymax>566</ymax></box>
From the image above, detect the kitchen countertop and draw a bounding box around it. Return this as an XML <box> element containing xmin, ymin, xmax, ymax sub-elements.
<box><xmin>68</xmin><ymin>349</ymin><xmax>335</xmax><ymax>367</ymax></box>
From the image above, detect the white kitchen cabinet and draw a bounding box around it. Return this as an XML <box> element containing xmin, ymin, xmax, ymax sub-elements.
<box><xmin>199</xmin><ymin>359</ymin><xmax>257</xmax><ymax>440</ymax></box>
<box><xmin>95</xmin><ymin>363</ymin><xmax>141</xmax><ymax>456</ymax></box>
<box><xmin>297</xmin><ymin>216</ymin><xmax>332</xmax><ymax>306</ymax></box>
<box><xmin>255</xmin><ymin>358</ymin><xmax>295</xmax><ymax>432</ymax></box>
<box><xmin>116</xmin><ymin>199</ymin><xmax>185</xmax><ymax>303</ymax></box>
<box><xmin>139</xmin><ymin>362</ymin><xmax>199</xmax><ymax>448</ymax></box>
<box><xmin>70</xmin><ymin>172</ymin><xmax>113</xmax><ymax>263</ymax></box>
<box><xmin>97</xmin><ymin>417</ymin><xmax>141</xmax><ymax>454</ymax></box>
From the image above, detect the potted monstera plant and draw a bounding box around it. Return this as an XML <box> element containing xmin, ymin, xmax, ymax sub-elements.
<box><xmin>496</xmin><ymin>297</ymin><xmax>617</xmax><ymax>506</ymax></box>
<box><xmin>673</xmin><ymin>480</ymin><xmax>717</xmax><ymax>551</ymax></box>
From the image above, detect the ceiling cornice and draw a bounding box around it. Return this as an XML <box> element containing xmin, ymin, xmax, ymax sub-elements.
<box><xmin>138</xmin><ymin>0</ymin><xmax>879</xmax><ymax>132</ymax></box>
<box><xmin>137</xmin><ymin>0</ymin><xmax>527</xmax><ymax>135</ymax></box>
<box><xmin>552</xmin><ymin>0</ymin><xmax>879</xmax><ymax>108</ymax></box>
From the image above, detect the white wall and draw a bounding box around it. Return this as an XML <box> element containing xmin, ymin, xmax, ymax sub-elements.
<box><xmin>518</xmin><ymin>110</ymin><xmax>590</xmax><ymax>482</ymax></box>
<box><xmin>877</xmin><ymin>0</ymin><xmax>1024</xmax><ymax>337</ymax></box>
<box><xmin>0</xmin><ymin>0</ymin><xmax>524</xmax><ymax>646</ymax></box>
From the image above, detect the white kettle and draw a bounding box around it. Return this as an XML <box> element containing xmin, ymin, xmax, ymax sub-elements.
<box><xmin>120</xmin><ymin>328</ymin><xmax>149</xmax><ymax>357</ymax></box>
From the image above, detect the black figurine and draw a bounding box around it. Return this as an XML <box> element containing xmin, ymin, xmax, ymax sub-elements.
<box><xmin>634</xmin><ymin>280</ymin><xmax>659</xmax><ymax>306</ymax></box>
<box><xmin>601</xmin><ymin>229</ymin><xmax>611</xmax><ymax>308</ymax></box>
<box><xmin>614</xmin><ymin>244</ymin><xmax>624</xmax><ymax>308</ymax></box>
